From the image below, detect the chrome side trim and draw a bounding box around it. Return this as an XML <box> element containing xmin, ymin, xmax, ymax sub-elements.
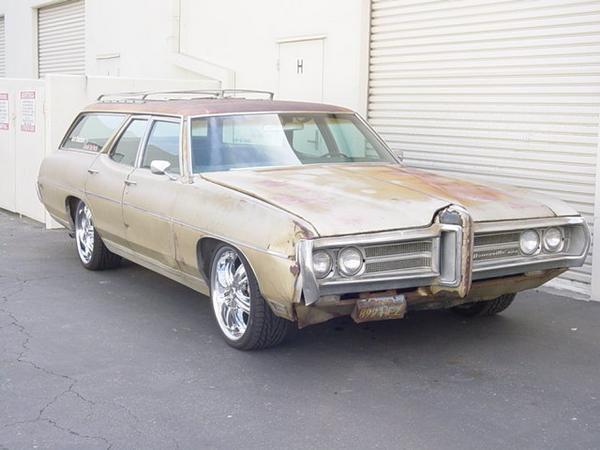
<box><xmin>42</xmin><ymin>181</ymin><xmax>85</xmax><ymax>197</ymax></box>
<box><xmin>86</xmin><ymin>191</ymin><xmax>120</xmax><ymax>205</ymax></box>
<box><xmin>171</xmin><ymin>218</ymin><xmax>290</xmax><ymax>260</ymax></box>
<box><xmin>103</xmin><ymin>239</ymin><xmax>209</xmax><ymax>295</ymax></box>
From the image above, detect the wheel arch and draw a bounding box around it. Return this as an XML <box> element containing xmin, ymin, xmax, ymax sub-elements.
<box><xmin>65</xmin><ymin>195</ymin><xmax>81</xmax><ymax>233</ymax></box>
<box><xmin>196</xmin><ymin>237</ymin><xmax>263</xmax><ymax>296</ymax></box>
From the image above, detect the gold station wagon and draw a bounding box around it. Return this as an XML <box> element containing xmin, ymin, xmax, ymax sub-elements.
<box><xmin>37</xmin><ymin>90</ymin><xmax>591</xmax><ymax>350</ymax></box>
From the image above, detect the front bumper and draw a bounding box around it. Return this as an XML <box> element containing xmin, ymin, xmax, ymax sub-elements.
<box><xmin>297</xmin><ymin>213</ymin><xmax>590</xmax><ymax>306</ymax></box>
<box><xmin>294</xmin><ymin>268</ymin><xmax>565</xmax><ymax>328</ymax></box>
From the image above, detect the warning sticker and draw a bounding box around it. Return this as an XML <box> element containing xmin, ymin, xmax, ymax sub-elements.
<box><xmin>0</xmin><ymin>93</ymin><xmax>8</xmax><ymax>131</ymax></box>
<box><xmin>20</xmin><ymin>91</ymin><xmax>36</xmax><ymax>133</ymax></box>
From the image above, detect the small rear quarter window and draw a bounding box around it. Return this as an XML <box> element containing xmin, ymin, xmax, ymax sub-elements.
<box><xmin>62</xmin><ymin>114</ymin><xmax>126</xmax><ymax>152</ymax></box>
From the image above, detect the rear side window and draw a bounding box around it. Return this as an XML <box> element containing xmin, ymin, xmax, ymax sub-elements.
<box><xmin>110</xmin><ymin>119</ymin><xmax>148</xmax><ymax>166</ymax></box>
<box><xmin>62</xmin><ymin>114</ymin><xmax>126</xmax><ymax>152</ymax></box>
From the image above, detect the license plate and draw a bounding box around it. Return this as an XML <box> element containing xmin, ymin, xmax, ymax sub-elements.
<box><xmin>351</xmin><ymin>295</ymin><xmax>407</xmax><ymax>323</ymax></box>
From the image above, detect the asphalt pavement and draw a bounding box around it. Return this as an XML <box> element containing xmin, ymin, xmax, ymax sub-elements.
<box><xmin>1</xmin><ymin>210</ymin><xmax>599</xmax><ymax>450</ymax></box>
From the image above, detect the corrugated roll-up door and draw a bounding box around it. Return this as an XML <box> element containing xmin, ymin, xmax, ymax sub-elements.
<box><xmin>0</xmin><ymin>16</ymin><xmax>6</xmax><ymax>77</ymax></box>
<box><xmin>368</xmin><ymin>0</ymin><xmax>600</xmax><ymax>296</ymax></box>
<box><xmin>38</xmin><ymin>0</ymin><xmax>85</xmax><ymax>77</ymax></box>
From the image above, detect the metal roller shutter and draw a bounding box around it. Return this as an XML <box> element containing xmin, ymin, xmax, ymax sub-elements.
<box><xmin>0</xmin><ymin>16</ymin><xmax>5</xmax><ymax>77</ymax></box>
<box><xmin>368</xmin><ymin>0</ymin><xmax>600</xmax><ymax>296</ymax></box>
<box><xmin>38</xmin><ymin>0</ymin><xmax>85</xmax><ymax>78</ymax></box>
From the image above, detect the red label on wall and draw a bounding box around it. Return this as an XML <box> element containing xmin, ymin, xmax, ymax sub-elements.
<box><xmin>20</xmin><ymin>91</ymin><xmax>36</xmax><ymax>132</ymax></box>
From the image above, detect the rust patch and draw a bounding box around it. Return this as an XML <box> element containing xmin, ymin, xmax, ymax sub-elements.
<box><xmin>289</xmin><ymin>262</ymin><xmax>300</xmax><ymax>276</ymax></box>
<box><xmin>293</xmin><ymin>220</ymin><xmax>317</xmax><ymax>240</ymax></box>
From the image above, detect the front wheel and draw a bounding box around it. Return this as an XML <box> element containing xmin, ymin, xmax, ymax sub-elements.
<box><xmin>210</xmin><ymin>245</ymin><xmax>295</xmax><ymax>350</ymax></box>
<box><xmin>74</xmin><ymin>200</ymin><xmax>121</xmax><ymax>270</ymax></box>
<box><xmin>452</xmin><ymin>293</ymin><xmax>516</xmax><ymax>317</ymax></box>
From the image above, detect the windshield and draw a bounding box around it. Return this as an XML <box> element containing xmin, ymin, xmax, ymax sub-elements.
<box><xmin>190</xmin><ymin>113</ymin><xmax>395</xmax><ymax>173</ymax></box>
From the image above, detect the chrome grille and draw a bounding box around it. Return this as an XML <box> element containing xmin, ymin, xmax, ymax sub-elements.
<box><xmin>474</xmin><ymin>232</ymin><xmax>520</xmax><ymax>247</ymax></box>
<box><xmin>362</xmin><ymin>239</ymin><xmax>433</xmax><ymax>276</ymax></box>
<box><xmin>365</xmin><ymin>241</ymin><xmax>432</xmax><ymax>258</ymax></box>
<box><xmin>365</xmin><ymin>257</ymin><xmax>431</xmax><ymax>274</ymax></box>
<box><xmin>473</xmin><ymin>231</ymin><xmax>522</xmax><ymax>263</ymax></box>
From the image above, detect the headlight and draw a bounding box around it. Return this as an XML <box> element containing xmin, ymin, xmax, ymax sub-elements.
<box><xmin>543</xmin><ymin>227</ymin><xmax>564</xmax><ymax>252</ymax></box>
<box><xmin>312</xmin><ymin>251</ymin><xmax>332</xmax><ymax>278</ymax></box>
<box><xmin>338</xmin><ymin>247</ymin><xmax>363</xmax><ymax>276</ymax></box>
<box><xmin>519</xmin><ymin>229</ymin><xmax>540</xmax><ymax>255</ymax></box>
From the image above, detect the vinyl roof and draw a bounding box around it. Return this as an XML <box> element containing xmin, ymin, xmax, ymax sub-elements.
<box><xmin>84</xmin><ymin>99</ymin><xmax>353</xmax><ymax>117</ymax></box>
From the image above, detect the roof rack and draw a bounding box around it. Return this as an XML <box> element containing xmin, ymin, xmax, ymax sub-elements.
<box><xmin>96</xmin><ymin>89</ymin><xmax>275</xmax><ymax>103</ymax></box>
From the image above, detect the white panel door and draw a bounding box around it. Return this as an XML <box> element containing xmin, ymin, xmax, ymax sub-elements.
<box><xmin>368</xmin><ymin>0</ymin><xmax>600</xmax><ymax>296</ymax></box>
<box><xmin>278</xmin><ymin>39</ymin><xmax>324</xmax><ymax>102</ymax></box>
<box><xmin>38</xmin><ymin>0</ymin><xmax>85</xmax><ymax>78</ymax></box>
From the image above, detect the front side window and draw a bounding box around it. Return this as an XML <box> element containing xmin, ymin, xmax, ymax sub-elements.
<box><xmin>62</xmin><ymin>114</ymin><xmax>126</xmax><ymax>152</ymax></box>
<box><xmin>190</xmin><ymin>113</ymin><xmax>394</xmax><ymax>173</ymax></box>
<box><xmin>141</xmin><ymin>121</ymin><xmax>181</xmax><ymax>174</ymax></box>
<box><xmin>110</xmin><ymin>119</ymin><xmax>147</xmax><ymax>166</ymax></box>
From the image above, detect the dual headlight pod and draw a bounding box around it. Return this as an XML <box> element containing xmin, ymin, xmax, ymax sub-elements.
<box><xmin>519</xmin><ymin>227</ymin><xmax>564</xmax><ymax>255</ymax></box>
<box><xmin>312</xmin><ymin>247</ymin><xmax>364</xmax><ymax>279</ymax></box>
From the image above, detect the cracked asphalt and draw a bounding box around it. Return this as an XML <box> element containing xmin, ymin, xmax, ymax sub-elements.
<box><xmin>1</xmin><ymin>210</ymin><xmax>600</xmax><ymax>450</ymax></box>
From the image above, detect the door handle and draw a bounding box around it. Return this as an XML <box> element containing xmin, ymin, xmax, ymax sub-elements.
<box><xmin>124</xmin><ymin>180</ymin><xmax>137</xmax><ymax>186</ymax></box>
<box><xmin>87</xmin><ymin>169</ymin><xmax>99</xmax><ymax>175</ymax></box>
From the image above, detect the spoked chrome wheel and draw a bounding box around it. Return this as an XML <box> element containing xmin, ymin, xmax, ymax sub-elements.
<box><xmin>211</xmin><ymin>247</ymin><xmax>252</xmax><ymax>341</ymax></box>
<box><xmin>75</xmin><ymin>202</ymin><xmax>95</xmax><ymax>264</ymax></box>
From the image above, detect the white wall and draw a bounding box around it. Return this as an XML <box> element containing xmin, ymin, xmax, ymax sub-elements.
<box><xmin>0</xmin><ymin>0</ymin><xmax>38</xmax><ymax>78</ymax></box>
<box><xmin>84</xmin><ymin>0</ymin><xmax>201</xmax><ymax>80</ymax></box>
<box><xmin>179</xmin><ymin>0</ymin><xmax>370</xmax><ymax>113</ymax></box>
<box><xmin>0</xmin><ymin>79</ymin><xmax>45</xmax><ymax>221</ymax></box>
<box><xmin>0</xmin><ymin>0</ymin><xmax>205</xmax><ymax>80</ymax></box>
<box><xmin>0</xmin><ymin>0</ymin><xmax>370</xmax><ymax>113</ymax></box>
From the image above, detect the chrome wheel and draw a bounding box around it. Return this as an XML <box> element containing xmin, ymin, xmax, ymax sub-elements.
<box><xmin>211</xmin><ymin>247</ymin><xmax>251</xmax><ymax>341</ymax></box>
<box><xmin>75</xmin><ymin>202</ymin><xmax>95</xmax><ymax>264</ymax></box>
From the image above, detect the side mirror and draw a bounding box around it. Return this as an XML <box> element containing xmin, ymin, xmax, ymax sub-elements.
<box><xmin>392</xmin><ymin>149</ymin><xmax>404</xmax><ymax>162</ymax></box>
<box><xmin>150</xmin><ymin>160</ymin><xmax>171</xmax><ymax>175</ymax></box>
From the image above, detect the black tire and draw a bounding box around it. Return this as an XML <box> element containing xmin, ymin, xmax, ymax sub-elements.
<box><xmin>74</xmin><ymin>200</ymin><xmax>121</xmax><ymax>271</ymax></box>
<box><xmin>209</xmin><ymin>244</ymin><xmax>296</xmax><ymax>350</ymax></box>
<box><xmin>452</xmin><ymin>293</ymin><xmax>516</xmax><ymax>318</ymax></box>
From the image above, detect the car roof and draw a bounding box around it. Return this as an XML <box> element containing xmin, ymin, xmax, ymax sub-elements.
<box><xmin>84</xmin><ymin>99</ymin><xmax>353</xmax><ymax>117</ymax></box>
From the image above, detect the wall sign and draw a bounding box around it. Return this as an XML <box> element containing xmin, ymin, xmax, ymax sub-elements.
<box><xmin>0</xmin><ymin>93</ymin><xmax>8</xmax><ymax>130</ymax></box>
<box><xmin>20</xmin><ymin>91</ymin><xmax>36</xmax><ymax>133</ymax></box>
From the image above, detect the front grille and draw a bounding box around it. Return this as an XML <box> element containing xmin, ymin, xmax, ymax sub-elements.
<box><xmin>365</xmin><ymin>257</ymin><xmax>431</xmax><ymax>274</ymax></box>
<box><xmin>474</xmin><ymin>232</ymin><xmax>520</xmax><ymax>247</ymax></box>
<box><xmin>473</xmin><ymin>231</ymin><xmax>521</xmax><ymax>264</ymax></box>
<box><xmin>362</xmin><ymin>239</ymin><xmax>433</xmax><ymax>276</ymax></box>
<box><xmin>365</xmin><ymin>241</ymin><xmax>432</xmax><ymax>258</ymax></box>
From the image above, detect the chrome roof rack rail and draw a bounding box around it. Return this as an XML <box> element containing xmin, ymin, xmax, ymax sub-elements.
<box><xmin>97</xmin><ymin>89</ymin><xmax>275</xmax><ymax>103</ymax></box>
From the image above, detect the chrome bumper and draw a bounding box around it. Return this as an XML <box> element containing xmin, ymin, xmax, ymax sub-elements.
<box><xmin>298</xmin><ymin>214</ymin><xmax>590</xmax><ymax>306</ymax></box>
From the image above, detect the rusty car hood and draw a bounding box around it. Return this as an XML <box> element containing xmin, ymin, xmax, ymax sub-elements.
<box><xmin>201</xmin><ymin>164</ymin><xmax>556</xmax><ymax>237</ymax></box>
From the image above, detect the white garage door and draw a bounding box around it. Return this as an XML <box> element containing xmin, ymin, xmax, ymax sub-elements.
<box><xmin>0</xmin><ymin>16</ymin><xmax>5</xmax><ymax>77</ymax></box>
<box><xmin>38</xmin><ymin>0</ymin><xmax>85</xmax><ymax>78</ymax></box>
<box><xmin>368</xmin><ymin>0</ymin><xmax>600</xmax><ymax>295</ymax></box>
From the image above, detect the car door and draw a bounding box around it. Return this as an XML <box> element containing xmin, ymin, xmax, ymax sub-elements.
<box><xmin>85</xmin><ymin>117</ymin><xmax>149</xmax><ymax>246</ymax></box>
<box><xmin>122</xmin><ymin>117</ymin><xmax>182</xmax><ymax>268</ymax></box>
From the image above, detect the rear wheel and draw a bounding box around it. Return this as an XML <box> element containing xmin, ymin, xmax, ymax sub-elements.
<box><xmin>452</xmin><ymin>293</ymin><xmax>516</xmax><ymax>317</ymax></box>
<box><xmin>210</xmin><ymin>244</ymin><xmax>295</xmax><ymax>350</ymax></box>
<box><xmin>74</xmin><ymin>200</ymin><xmax>121</xmax><ymax>270</ymax></box>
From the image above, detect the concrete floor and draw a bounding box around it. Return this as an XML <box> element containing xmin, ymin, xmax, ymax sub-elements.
<box><xmin>1</xmin><ymin>210</ymin><xmax>599</xmax><ymax>450</ymax></box>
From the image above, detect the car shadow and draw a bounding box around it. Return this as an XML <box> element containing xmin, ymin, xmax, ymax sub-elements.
<box><xmin>114</xmin><ymin>259</ymin><xmax>552</xmax><ymax>369</ymax></box>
